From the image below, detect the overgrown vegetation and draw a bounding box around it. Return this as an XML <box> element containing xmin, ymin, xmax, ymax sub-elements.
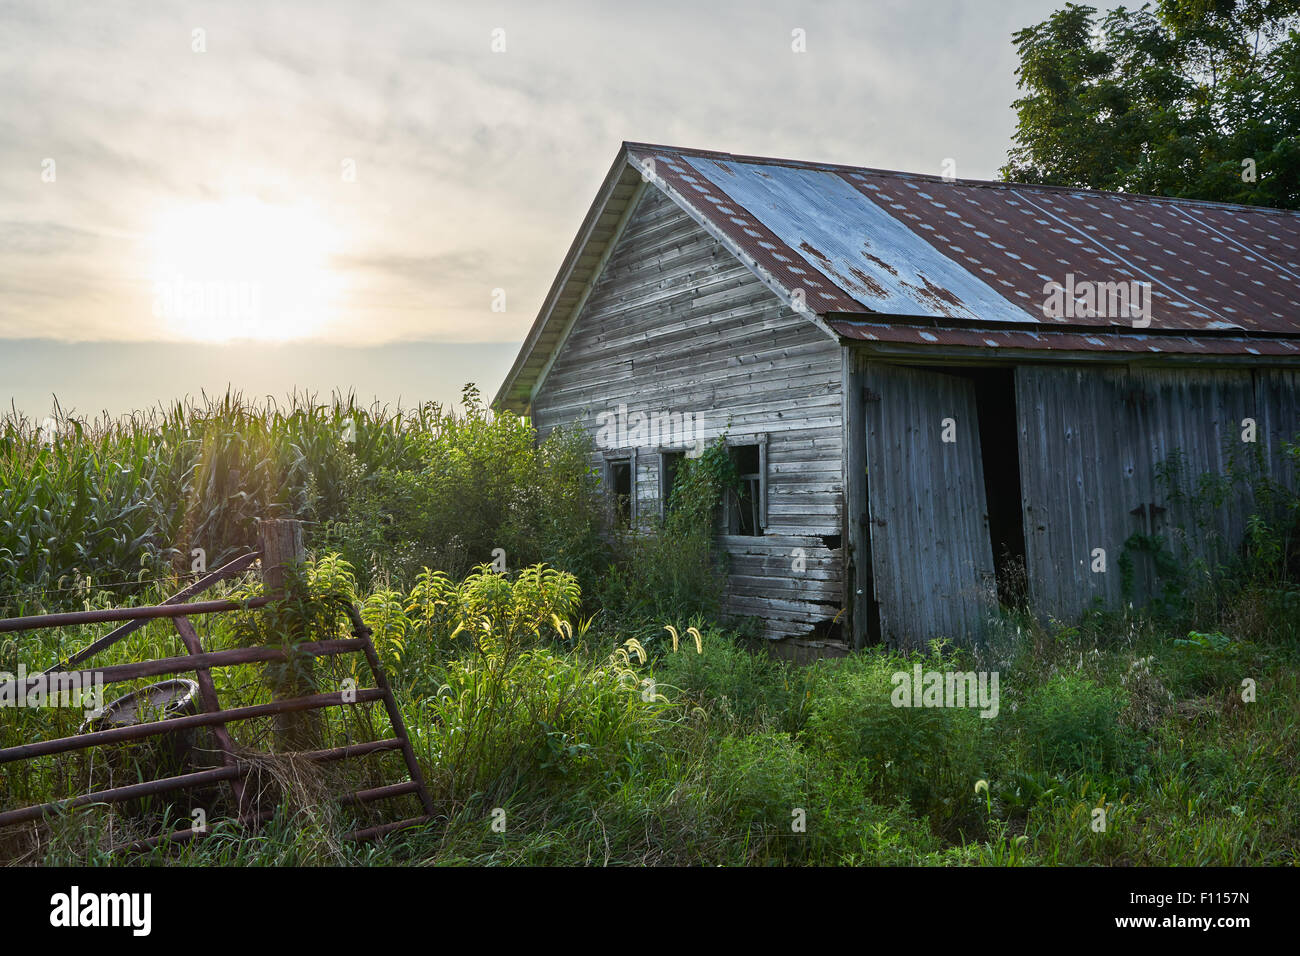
<box><xmin>0</xmin><ymin>388</ymin><xmax>605</xmax><ymax>615</ymax></box>
<box><xmin>1</xmin><ymin>393</ymin><xmax>1298</xmax><ymax>866</ymax></box>
<box><xmin>593</xmin><ymin>436</ymin><xmax>735</xmax><ymax>638</ymax></box>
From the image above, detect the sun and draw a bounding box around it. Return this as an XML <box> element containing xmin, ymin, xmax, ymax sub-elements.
<box><xmin>149</xmin><ymin>198</ymin><xmax>342</xmax><ymax>342</ymax></box>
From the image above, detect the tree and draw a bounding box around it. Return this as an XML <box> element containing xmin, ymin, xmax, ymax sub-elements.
<box><xmin>1002</xmin><ymin>0</ymin><xmax>1300</xmax><ymax>209</ymax></box>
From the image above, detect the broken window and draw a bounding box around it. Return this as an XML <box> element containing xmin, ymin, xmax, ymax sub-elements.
<box><xmin>728</xmin><ymin>443</ymin><xmax>765</xmax><ymax>536</ymax></box>
<box><xmin>607</xmin><ymin>458</ymin><xmax>633</xmax><ymax>528</ymax></box>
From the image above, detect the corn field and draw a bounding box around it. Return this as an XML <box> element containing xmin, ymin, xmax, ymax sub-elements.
<box><xmin>0</xmin><ymin>391</ymin><xmax>447</xmax><ymax>615</ymax></box>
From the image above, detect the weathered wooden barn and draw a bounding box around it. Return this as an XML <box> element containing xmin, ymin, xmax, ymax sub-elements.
<box><xmin>494</xmin><ymin>143</ymin><xmax>1300</xmax><ymax>651</ymax></box>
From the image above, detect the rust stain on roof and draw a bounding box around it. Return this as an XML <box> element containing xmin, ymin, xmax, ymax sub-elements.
<box><xmin>847</xmin><ymin>267</ymin><xmax>888</xmax><ymax>298</ymax></box>
<box><xmin>799</xmin><ymin>241</ymin><xmax>831</xmax><ymax>264</ymax></box>
<box><xmin>626</xmin><ymin>143</ymin><xmax>1300</xmax><ymax>344</ymax></box>
<box><xmin>901</xmin><ymin>273</ymin><xmax>966</xmax><ymax>316</ymax></box>
<box><xmin>860</xmin><ymin>245</ymin><xmax>899</xmax><ymax>277</ymax></box>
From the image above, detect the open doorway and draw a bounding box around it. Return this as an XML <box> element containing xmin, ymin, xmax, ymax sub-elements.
<box><xmin>860</xmin><ymin>362</ymin><xmax>1029</xmax><ymax>647</ymax></box>
<box><xmin>911</xmin><ymin>365</ymin><xmax>1027</xmax><ymax>610</ymax></box>
<box><xmin>968</xmin><ymin>368</ymin><xmax>1027</xmax><ymax>609</ymax></box>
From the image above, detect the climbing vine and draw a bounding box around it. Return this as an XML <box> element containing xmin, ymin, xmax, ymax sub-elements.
<box><xmin>1117</xmin><ymin>532</ymin><xmax>1184</xmax><ymax>616</ymax></box>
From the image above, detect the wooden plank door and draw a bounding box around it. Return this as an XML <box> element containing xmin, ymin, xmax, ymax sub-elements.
<box><xmin>864</xmin><ymin>363</ymin><xmax>996</xmax><ymax>648</ymax></box>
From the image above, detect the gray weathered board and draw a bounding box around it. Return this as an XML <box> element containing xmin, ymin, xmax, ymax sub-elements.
<box><xmin>863</xmin><ymin>363</ymin><xmax>996</xmax><ymax>648</ymax></box>
<box><xmin>1017</xmin><ymin>365</ymin><xmax>1300</xmax><ymax>621</ymax></box>
<box><xmin>530</xmin><ymin>186</ymin><xmax>845</xmax><ymax>639</ymax></box>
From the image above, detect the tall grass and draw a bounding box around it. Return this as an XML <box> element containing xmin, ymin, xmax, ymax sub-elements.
<box><xmin>5</xmin><ymin>552</ymin><xmax>1298</xmax><ymax>866</ymax></box>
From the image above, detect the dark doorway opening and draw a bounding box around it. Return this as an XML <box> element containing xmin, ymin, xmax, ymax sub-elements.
<box><xmin>858</xmin><ymin>362</ymin><xmax>1028</xmax><ymax>647</ymax></box>
<box><xmin>969</xmin><ymin>368</ymin><xmax>1028</xmax><ymax>609</ymax></box>
<box><xmin>912</xmin><ymin>365</ymin><xmax>1028</xmax><ymax>609</ymax></box>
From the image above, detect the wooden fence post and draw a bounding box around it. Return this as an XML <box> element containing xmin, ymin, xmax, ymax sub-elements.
<box><xmin>259</xmin><ymin>518</ymin><xmax>319</xmax><ymax>751</ymax></box>
<box><xmin>260</xmin><ymin>519</ymin><xmax>305</xmax><ymax>600</ymax></box>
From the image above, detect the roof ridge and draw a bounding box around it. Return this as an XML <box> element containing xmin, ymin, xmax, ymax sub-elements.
<box><xmin>622</xmin><ymin>141</ymin><xmax>1300</xmax><ymax>218</ymax></box>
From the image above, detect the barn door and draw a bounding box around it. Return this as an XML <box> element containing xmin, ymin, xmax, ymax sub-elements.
<box><xmin>864</xmin><ymin>364</ymin><xmax>996</xmax><ymax>648</ymax></box>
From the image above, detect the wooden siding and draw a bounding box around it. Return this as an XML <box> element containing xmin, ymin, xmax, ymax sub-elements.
<box><xmin>1017</xmin><ymin>366</ymin><xmax>1300</xmax><ymax>620</ymax></box>
<box><xmin>863</xmin><ymin>362</ymin><xmax>996</xmax><ymax>649</ymax></box>
<box><xmin>530</xmin><ymin>186</ymin><xmax>845</xmax><ymax>639</ymax></box>
<box><xmin>843</xmin><ymin>351</ymin><xmax>870</xmax><ymax>648</ymax></box>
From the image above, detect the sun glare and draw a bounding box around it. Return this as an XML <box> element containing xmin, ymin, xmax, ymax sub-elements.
<box><xmin>149</xmin><ymin>198</ymin><xmax>342</xmax><ymax>342</ymax></box>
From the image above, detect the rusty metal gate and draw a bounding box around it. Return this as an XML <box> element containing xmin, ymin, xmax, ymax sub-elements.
<box><xmin>0</xmin><ymin>551</ymin><xmax>434</xmax><ymax>853</ymax></box>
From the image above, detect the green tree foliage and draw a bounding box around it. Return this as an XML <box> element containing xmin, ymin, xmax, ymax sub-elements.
<box><xmin>1003</xmin><ymin>0</ymin><xmax>1300</xmax><ymax>208</ymax></box>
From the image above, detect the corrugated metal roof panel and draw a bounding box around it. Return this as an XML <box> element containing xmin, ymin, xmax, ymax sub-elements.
<box><xmin>627</xmin><ymin>143</ymin><xmax>1300</xmax><ymax>338</ymax></box>
<box><xmin>685</xmin><ymin>156</ymin><xmax>1031</xmax><ymax>323</ymax></box>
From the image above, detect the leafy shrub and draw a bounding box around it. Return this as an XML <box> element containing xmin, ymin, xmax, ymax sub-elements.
<box><xmin>359</xmin><ymin>560</ymin><xmax>664</xmax><ymax>805</ymax></box>
<box><xmin>409</xmin><ymin>563</ymin><xmax>581</xmax><ymax>655</ymax></box>
<box><xmin>802</xmin><ymin>646</ymin><xmax>987</xmax><ymax>826</ymax></box>
<box><xmin>422</xmin><ymin>644</ymin><xmax>666</xmax><ymax>804</ymax></box>
<box><xmin>325</xmin><ymin>386</ymin><xmax>606</xmax><ymax>592</ymax></box>
<box><xmin>1018</xmin><ymin>674</ymin><xmax>1134</xmax><ymax>773</ymax></box>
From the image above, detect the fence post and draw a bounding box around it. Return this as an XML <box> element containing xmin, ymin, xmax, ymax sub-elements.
<box><xmin>259</xmin><ymin>518</ymin><xmax>319</xmax><ymax>751</ymax></box>
<box><xmin>260</xmin><ymin>519</ymin><xmax>305</xmax><ymax>600</ymax></box>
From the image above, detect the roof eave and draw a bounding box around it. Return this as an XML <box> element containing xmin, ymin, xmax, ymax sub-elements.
<box><xmin>830</xmin><ymin>311</ymin><xmax>1300</xmax><ymax>363</ymax></box>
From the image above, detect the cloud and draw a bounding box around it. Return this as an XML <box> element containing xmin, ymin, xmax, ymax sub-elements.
<box><xmin>0</xmin><ymin>0</ymin><xmax>1066</xmax><ymax>349</ymax></box>
<box><xmin>335</xmin><ymin>250</ymin><xmax>491</xmax><ymax>286</ymax></box>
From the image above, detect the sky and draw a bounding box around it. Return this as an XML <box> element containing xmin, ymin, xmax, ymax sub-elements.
<box><xmin>0</xmin><ymin>0</ymin><xmax>1066</xmax><ymax>418</ymax></box>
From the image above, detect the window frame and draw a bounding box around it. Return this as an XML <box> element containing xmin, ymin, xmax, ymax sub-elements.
<box><xmin>603</xmin><ymin>448</ymin><xmax>637</xmax><ymax>529</ymax></box>
<box><xmin>722</xmin><ymin>434</ymin><xmax>768</xmax><ymax>536</ymax></box>
<box><xmin>657</xmin><ymin>447</ymin><xmax>687</xmax><ymax>521</ymax></box>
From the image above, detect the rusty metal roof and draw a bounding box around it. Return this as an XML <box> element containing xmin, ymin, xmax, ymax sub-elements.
<box><xmin>495</xmin><ymin>143</ymin><xmax>1300</xmax><ymax>411</ymax></box>
<box><xmin>626</xmin><ymin>143</ymin><xmax>1300</xmax><ymax>338</ymax></box>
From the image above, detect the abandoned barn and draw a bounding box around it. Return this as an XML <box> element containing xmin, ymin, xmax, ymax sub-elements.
<box><xmin>494</xmin><ymin>142</ymin><xmax>1300</xmax><ymax>652</ymax></box>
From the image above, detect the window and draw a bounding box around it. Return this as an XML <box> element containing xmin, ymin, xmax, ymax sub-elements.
<box><xmin>727</xmin><ymin>443</ymin><xmax>765</xmax><ymax>536</ymax></box>
<box><xmin>659</xmin><ymin>450</ymin><xmax>684</xmax><ymax>518</ymax></box>
<box><xmin>608</xmin><ymin>458</ymin><xmax>633</xmax><ymax>528</ymax></box>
